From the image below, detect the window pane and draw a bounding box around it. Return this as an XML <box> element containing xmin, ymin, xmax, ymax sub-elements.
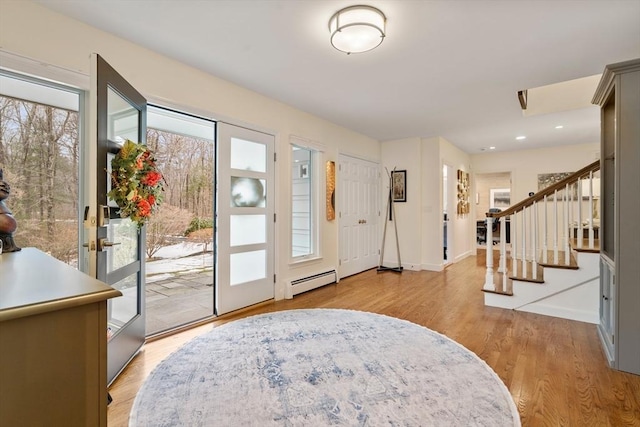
<box><xmin>108</xmin><ymin>273</ymin><xmax>138</xmax><ymax>337</ymax></box>
<box><xmin>230</xmin><ymin>176</ymin><xmax>266</xmax><ymax>207</ymax></box>
<box><xmin>230</xmin><ymin>137</ymin><xmax>266</xmax><ymax>172</ymax></box>
<box><xmin>0</xmin><ymin>73</ymin><xmax>80</xmax><ymax>267</ymax></box>
<box><xmin>230</xmin><ymin>250</ymin><xmax>266</xmax><ymax>285</ymax></box>
<box><xmin>107</xmin><ymin>218</ymin><xmax>138</xmax><ymax>272</ymax></box>
<box><xmin>231</xmin><ymin>214</ymin><xmax>265</xmax><ymax>246</ymax></box>
<box><xmin>107</xmin><ymin>86</ymin><xmax>138</xmax><ymax>143</ymax></box>
<box><xmin>291</xmin><ymin>146</ymin><xmax>313</xmax><ymax>257</ymax></box>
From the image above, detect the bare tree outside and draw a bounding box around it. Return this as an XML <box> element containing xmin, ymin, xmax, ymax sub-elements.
<box><xmin>0</xmin><ymin>95</ymin><xmax>80</xmax><ymax>266</ymax></box>
<box><xmin>2</xmin><ymin>81</ymin><xmax>216</xmax><ymax>334</ymax></box>
<box><xmin>145</xmin><ymin>204</ymin><xmax>192</xmax><ymax>259</ymax></box>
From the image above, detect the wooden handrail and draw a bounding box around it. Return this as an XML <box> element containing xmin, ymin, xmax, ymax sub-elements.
<box><xmin>488</xmin><ymin>160</ymin><xmax>600</xmax><ymax>218</ymax></box>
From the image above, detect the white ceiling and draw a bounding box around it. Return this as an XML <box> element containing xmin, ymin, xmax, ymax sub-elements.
<box><xmin>33</xmin><ymin>0</ymin><xmax>640</xmax><ymax>153</ymax></box>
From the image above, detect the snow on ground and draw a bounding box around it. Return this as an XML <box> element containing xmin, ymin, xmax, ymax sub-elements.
<box><xmin>146</xmin><ymin>242</ymin><xmax>213</xmax><ymax>280</ymax></box>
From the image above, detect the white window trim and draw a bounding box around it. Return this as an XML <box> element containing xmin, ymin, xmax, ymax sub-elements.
<box><xmin>289</xmin><ymin>135</ymin><xmax>324</xmax><ymax>264</ymax></box>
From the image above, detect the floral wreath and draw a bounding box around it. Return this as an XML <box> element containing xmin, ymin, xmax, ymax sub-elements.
<box><xmin>108</xmin><ymin>139</ymin><xmax>164</xmax><ymax>228</ymax></box>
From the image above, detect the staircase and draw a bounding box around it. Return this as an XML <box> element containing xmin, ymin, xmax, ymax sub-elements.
<box><xmin>482</xmin><ymin>160</ymin><xmax>600</xmax><ymax>324</ymax></box>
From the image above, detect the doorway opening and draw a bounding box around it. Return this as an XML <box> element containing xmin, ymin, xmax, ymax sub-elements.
<box><xmin>144</xmin><ymin>106</ymin><xmax>216</xmax><ymax>336</ymax></box>
<box><xmin>475</xmin><ymin>172</ymin><xmax>511</xmax><ymax>248</ymax></box>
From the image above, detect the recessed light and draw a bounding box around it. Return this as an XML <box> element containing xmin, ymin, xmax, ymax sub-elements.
<box><xmin>555</xmin><ymin>125</ymin><xmax>564</xmax><ymax>129</ymax></box>
<box><xmin>516</xmin><ymin>136</ymin><xmax>526</xmax><ymax>140</ymax></box>
<box><xmin>489</xmin><ymin>146</ymin><xmax>496</xmax><ymax>150</ymax></box>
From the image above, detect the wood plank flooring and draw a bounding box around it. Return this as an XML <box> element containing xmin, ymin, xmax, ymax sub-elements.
<box><xmin>107</xmin><ymin>255</ymin><xmax>640</xmax><ymax>426</ymax></box>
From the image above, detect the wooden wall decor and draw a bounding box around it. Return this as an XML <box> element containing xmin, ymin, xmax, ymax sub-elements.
<box><xmin>326</xmin><ymin>161</ymin><xmax>336</xmax><ymax>221</ymax></box>
<box><xmin>457</xmin><ymin>169</ymin><xmax>470</xmax><ymax>215</ymax></box>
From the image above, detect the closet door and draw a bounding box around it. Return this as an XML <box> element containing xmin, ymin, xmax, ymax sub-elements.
<box><xmin>339</xmin><ymin>155</ymin><xmax>379</xmax><ymax>278</ymax></box>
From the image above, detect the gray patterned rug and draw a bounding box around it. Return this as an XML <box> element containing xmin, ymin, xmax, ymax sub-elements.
<box><xmin>130</xmin><ymin>309</ymin><xmax>520</xmax><ymax>426</ymax></box>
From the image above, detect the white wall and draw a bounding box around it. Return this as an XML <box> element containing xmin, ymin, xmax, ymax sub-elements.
<box><xmin>421</xmin><ymin>138</ymin><xmax>441</xmax><ymax>270</ymax></box>
<box><xmin>380</xmin><ymin>137</ymin><xmax>422</xmax><ymax>270</ymax></box>
<box><xmin>0</xmin><ymin>1</ymin><xmax>380</xmax><ymax>300</ymax></box>
<box><xmin>380</xmin><ymin>136</ymin><xmax>472</xmax><ymax>272</ymax></box>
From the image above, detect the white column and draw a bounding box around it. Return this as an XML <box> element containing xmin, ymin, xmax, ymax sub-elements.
<box><xmin>483</xmin><ymin>215</ymin><xmax>495</xmax><ymax>291</ymax></box>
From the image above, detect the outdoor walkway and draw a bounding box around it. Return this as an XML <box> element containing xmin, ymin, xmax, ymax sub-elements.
<box><xmin>145</xmin><ymin>269</ymin><xmax>214</xmax><ymax>335</ymax></box>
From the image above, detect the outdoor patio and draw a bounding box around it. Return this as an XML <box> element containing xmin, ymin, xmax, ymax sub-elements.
<box><xmin>144</xmin><ymin>242</ymin><xmax>214</xmax><ymax>335</ymax></box>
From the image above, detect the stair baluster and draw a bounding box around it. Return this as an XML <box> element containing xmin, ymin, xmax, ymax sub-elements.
<box><xmin>564</xmin><ymin>183</ymin><xmax>571</xmax><ymax>266</ymax></box>
<box><xmin>553</xmin><ymin>190</ymin><xmax>559</xmax><ymax>264</ymax></box>
<box><xmin>482</xmin><ymin>159</ymin><xmax>600</xmax><ymax>301</ymax></box>
<box><xmin>511</xmin><ymin>212</ymin><xmax>518</xmax><ymax>278</ymax></box>
<box><xmin>543</xmin><ymin>194</ymin><xmax>548</xmax><ymax>264</ymax></box>
<box><xmin>532</xmin><ymin>201</ymin><xmax>539</xmax><ymax>281</ymax></box>
<box><xmin>577</xmin><ymin>179</ymin><xmax>583</xmax><ymax>249</ymax></box>
<box><xmin>522</xmin><ymin>207</ymin><xmax>528</xmax><ymax>278</ymax></box>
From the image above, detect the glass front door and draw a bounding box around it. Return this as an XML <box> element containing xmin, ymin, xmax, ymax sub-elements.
<box><xmin>87</xmin><ymin>54</ymin><xmax>147</xmax><ymax>384</ymax></box>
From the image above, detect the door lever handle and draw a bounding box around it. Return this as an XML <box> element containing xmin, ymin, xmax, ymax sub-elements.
<box><xmin>98</xmin><ymin>238</ymin><xmax>121</xmax><ymax>251</ymax></box>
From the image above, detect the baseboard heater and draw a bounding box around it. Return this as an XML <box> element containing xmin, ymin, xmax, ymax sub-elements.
<box><xmin>286</xmin><ymin>269</ymin><xmax>337</xmax><ymax>299</ymax></box>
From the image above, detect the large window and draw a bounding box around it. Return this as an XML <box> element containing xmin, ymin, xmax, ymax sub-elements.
<box><xmin>290</xmin><ymin>137</ymin><xmax>322</xmax><ymax>261</ymax></box>
<box><xmin>0</xmin><ymin>71</ymin><xmax>81</xmax><ymax>266</ymax></box>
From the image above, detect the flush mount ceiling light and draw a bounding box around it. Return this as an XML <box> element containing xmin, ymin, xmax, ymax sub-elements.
<box><xmin>329</xmin><ymin>5</ymin><xmax>386</xmax><ymax>54</ymax></box>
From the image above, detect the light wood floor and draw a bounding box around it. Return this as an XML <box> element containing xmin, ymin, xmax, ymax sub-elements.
<box><xmin>108</xmin><ymin>255</ymin><xmax>640</xmax><ymax>426</ymax></box>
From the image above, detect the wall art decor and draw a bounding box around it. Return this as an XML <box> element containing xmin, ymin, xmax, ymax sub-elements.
<box><xmin>326</xmin><ymin>161</ymin><xmax>336</xmax><ymax>221</ymax></box>
<box><xmin>537</xmin><ymin>172</ymin><xmax>577</xmax><ymax>200</ymax></box>
<box><xmin>490</xmin><ymin>188</ymin><xmax>511</xmax><ymax>209</ymax></box>
<box><xmin>391</xmin><ymin>170</ymin><xmax>407</xmax><ymax>203</ymax></box>
<box><xmin>457</xmin><ymin>169</ymin><xmax>470</xmax><ymax>215</ymax></box>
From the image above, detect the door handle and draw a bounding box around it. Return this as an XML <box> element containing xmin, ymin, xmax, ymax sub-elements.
<box><xmin>98</xmin><ymin>238</ymin><xmax>121</xmax><ymax>251</ymax></box>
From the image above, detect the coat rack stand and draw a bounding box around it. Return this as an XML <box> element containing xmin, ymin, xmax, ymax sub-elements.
<box><xmin>378</xmin><ymin>167</ymin><xmax>403</xmax><ymax>273</ymax></box>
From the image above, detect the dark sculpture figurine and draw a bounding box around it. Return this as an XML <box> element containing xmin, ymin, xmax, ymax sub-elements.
<box><xmin>0</xmin><ymin>168</ymin><xmax>21</xmax><ymax>252</ymax></box>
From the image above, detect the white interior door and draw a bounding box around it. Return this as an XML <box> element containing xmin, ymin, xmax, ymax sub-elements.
<box><xmin>339</xmin><ymin>155</ymin><xmax>380</xmax><ymax>278</ymax></box>
<box><xmin>216</xmin><ymin>123</ymin><xmax>275</xmax><ymax>315</ymax></box>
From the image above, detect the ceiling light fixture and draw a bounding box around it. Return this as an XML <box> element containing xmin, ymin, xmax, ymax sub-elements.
<box><xmin>329</xmin><ymin>5</ymin><xmax>386</xmax><ymax>55</ymax></box>
<box><xmin>555</xmin><ymin>125</ymin><xmax>564</xmax><ymax>129</ymax></box>
<box><xmin>516</xmin><ymin>136</ymin><xmax>527</xmax><ymax>140</ymax></box>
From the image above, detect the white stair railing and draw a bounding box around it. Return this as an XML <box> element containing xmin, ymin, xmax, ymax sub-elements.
<box><xmin>482</xmin><ymin>160</ymin><xmax>600</xmax><ymax>295</ymax></box>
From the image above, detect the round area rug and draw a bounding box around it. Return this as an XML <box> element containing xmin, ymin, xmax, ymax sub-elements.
<box><xmin>130</xmin><ymin>309</ymin><xmax>520</xmax><ymax>426</ymax></box>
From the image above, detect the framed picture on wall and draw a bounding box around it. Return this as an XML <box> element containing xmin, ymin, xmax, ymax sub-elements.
<box><xmin>490</xmin><ymin>188</ymin><xmax>511</xmax><ymax>209</ymax></box>
<box><xmin>391</xmin><ymin>170</ymin><xmax>406</xmax><ymax>202</ymax></box>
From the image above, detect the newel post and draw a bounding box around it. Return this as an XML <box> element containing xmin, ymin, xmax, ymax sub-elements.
<box><xmin>483</xmin><ymin>214</ymin><xmax>495</xmax><ymax>291</ymax></box>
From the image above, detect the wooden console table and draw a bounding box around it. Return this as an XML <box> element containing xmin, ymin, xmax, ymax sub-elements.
<box><xmin>0</xmin><ymin>248</ymin><xmax>121</xmax><ymax>427</ymax></box>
